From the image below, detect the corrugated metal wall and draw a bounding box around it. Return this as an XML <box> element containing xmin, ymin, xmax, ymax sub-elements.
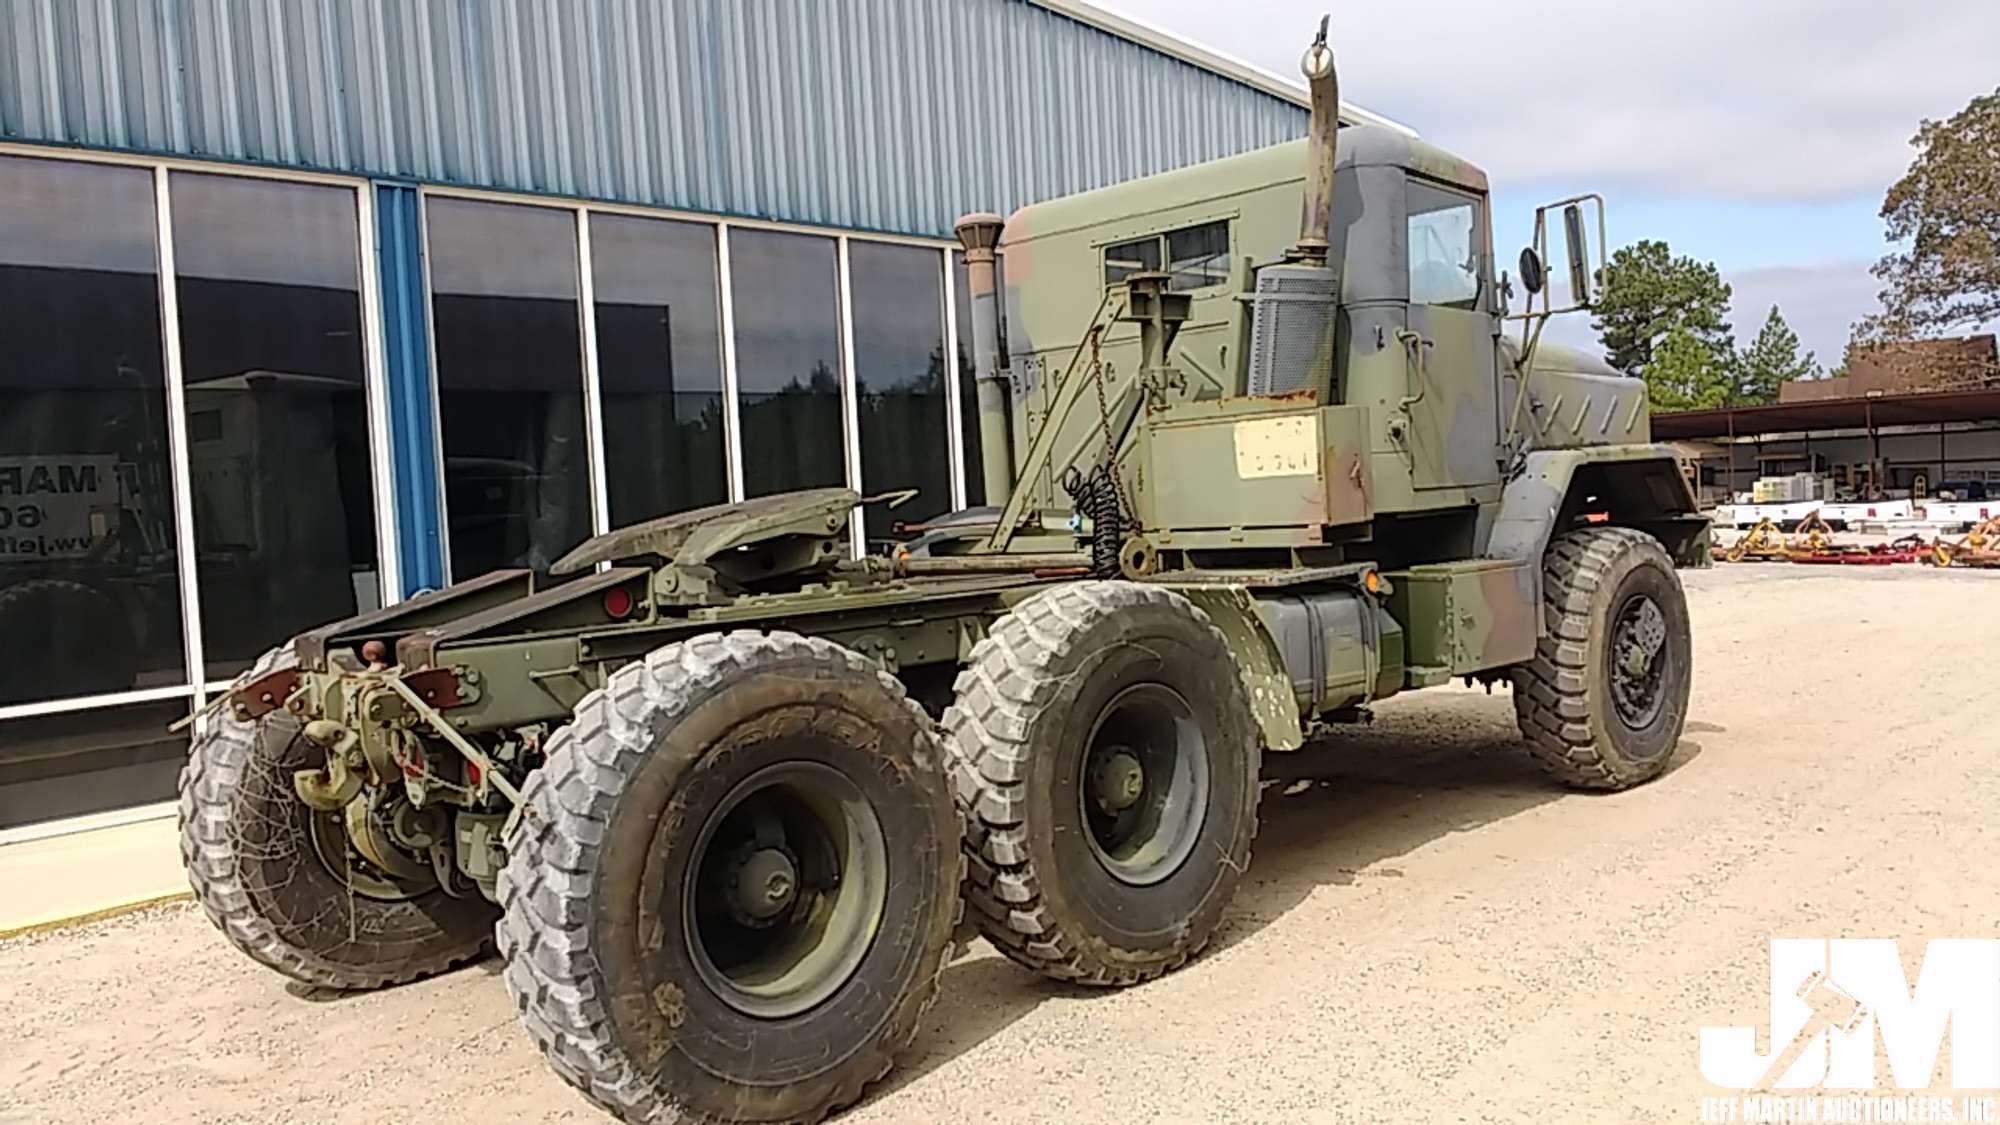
<box><xmin>0</xmin><ymin>0</ymin><xmax>1308</xmax><ymax>237</ymax></box>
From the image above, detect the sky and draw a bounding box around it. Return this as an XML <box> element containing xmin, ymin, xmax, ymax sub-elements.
<box><xmin>1109</xmin><ymin>0</ymin><xmax>2000</xmax><ymax>366</ymax></box>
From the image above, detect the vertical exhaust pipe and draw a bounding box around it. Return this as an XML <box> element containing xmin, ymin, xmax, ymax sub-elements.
<box><xmin>1287</xmin><ymin>16</ymin><xmax>1339</xmax><ymax>264</ymax></box>
<box><xmin>953</xmin><ymin>212</ymin><xmax>1013</xmax><ymax>504</ymax></box>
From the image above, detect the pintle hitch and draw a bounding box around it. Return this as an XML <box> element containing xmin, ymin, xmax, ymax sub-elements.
<box><xmin>293</xmin><ymin>719</ymin><xmax>364</xmax><ymax>810</ymax></box>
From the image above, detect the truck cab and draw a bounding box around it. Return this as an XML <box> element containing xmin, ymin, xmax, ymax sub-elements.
<box><xmin>989</xmin><ymin>124</ymin><xmax>1688</xmax><ymax>581</ymax></box>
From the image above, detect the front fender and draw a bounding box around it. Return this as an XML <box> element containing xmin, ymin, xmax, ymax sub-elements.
<box><xmin>1487</xmin><ymin>445</ymin><xmax>1707</xmax><ymax>606</ymax></box>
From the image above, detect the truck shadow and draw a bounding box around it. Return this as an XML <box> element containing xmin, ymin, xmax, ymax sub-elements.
<box><xmin>874</xmin><ymin>695</ymin><xmax>1704</xmax><ymax>1101</ymax></box>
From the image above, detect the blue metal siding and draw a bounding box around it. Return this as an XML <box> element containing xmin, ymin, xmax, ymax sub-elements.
<box><xmin>374</xmin><ymin>181</ymin><xmax>446</xmax><ymax>596</ymax></box>
<box><xmin>0</xmin><ymin>0</ymin><xmax>1307</xmax><ymax>237</ymax></box>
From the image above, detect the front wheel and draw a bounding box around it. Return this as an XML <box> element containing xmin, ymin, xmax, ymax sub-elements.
<box><xmin>1511</xmin><ymin>527</ymin><xmax>1693</xmax><ymax>790</ymax></box>
<box><xmin>498</xmin><ymin>631</ymin><xmax>962</xmax><ymax>1125</ymax></box>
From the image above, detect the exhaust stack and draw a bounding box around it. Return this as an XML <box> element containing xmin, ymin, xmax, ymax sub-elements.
<box><xmin>953</xmin><ymin>212</ymin><xmax>1014</xmax><ymax>505</ymax></box>
<box><xmin>1288</xmin><ymin>16</ymin><xmax>1339</xmax><ymax>264</ymax></box>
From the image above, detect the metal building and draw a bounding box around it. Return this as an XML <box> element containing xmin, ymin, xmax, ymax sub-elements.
<box><xmin>0</xmin><ymin>0</ymin><xmax>1398</xmax><ymax>830</ymax></box>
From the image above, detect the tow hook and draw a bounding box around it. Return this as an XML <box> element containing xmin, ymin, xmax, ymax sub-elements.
<box><xmin>293</xmin><ymin>719</ymin><xmax>364</xmax><ymax>811</ymax></box>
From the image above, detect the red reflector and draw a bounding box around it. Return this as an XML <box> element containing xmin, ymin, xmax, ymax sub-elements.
<box><xmin>603</xmin><ymin>587</ymin><xmax>635</xmax><ymax>619</ymax></box>
<box><xmin>467</xmin><ymin>760</ymin><xmax>482</xmax><ymax>787</ymax></box>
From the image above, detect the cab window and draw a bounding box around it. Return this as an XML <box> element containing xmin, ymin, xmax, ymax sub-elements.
<box><xmin>1102</xmin><ymin>220</ymin><xmax>1230</xmax><ymax>292</ymax></box>
<box><xmin>1165</xmin><ymin>221</ymin><xmax>1229</xmax><ymax>290</ymax></box>
<box><xmin>1406</xmin><ymin>182</ymin><xmax>1481</xmax><ymax>309</ymax></box>
<box><xmin>1103</xmin><ymin>236</ymin><xmax>1160</xmax><ymax>286</ymax></box>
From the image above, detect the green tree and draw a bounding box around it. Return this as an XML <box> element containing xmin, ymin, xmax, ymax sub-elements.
<box><xmin>1593</xmin><ymin>239</ymin><xmax>1736</xmax><ymax>376</ymax></box>
<box><xmin>1866</xmin><ymin>89</ymin><xmax>2000</xmax><ymax>344</ymax></box>
<box><xmin>1734</xmin><ymin>305</ymin><xmax>1820</xmax><ymax>403</ymax></box>
<box><xmin>1642</xmin><ymin>323</ymin><xmax>1733</xmax><ymax>411</ymax></box>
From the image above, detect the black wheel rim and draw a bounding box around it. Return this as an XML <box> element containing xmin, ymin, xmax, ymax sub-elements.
<box><xmin>1078</xmin><ymin>683</ymin><xmax>1210</xmax><ymax>886</ymax></box>
<box><xmin>297</xmin><ymin>733</ymin><xmax>438</xmax><ymax>903</ymax></box>
<box><xmin>306</xmin><ymin>803</ymin><xmax>436</xmax><ymax>902</ymax></box>
<box><xmin>1609</xmin><ymin>592</ymin><xmax>1670</xmax><ymax>730</ymax></box>
<box><xmin>683</xmin><ymin>761</ymin><xmax>889</xmax><ymax>1019</ymax></box>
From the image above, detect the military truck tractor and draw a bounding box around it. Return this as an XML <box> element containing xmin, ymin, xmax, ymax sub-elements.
<box><xmin>180</xmin><ymin>19</ymin><xmax>1706</xmax><ymax>1125</ymax></box>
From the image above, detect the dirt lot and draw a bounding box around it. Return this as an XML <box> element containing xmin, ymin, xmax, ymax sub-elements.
<box><xmin>3</xmin><ymin>563</ymin><xmax>1996</xmax><ymax>1124</ymax></box>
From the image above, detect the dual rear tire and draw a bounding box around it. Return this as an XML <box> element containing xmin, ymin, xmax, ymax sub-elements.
<box><xmin>943</xmin><ymin>582</ymin><xmax>1261</xmax><ymax>984</ymax></box>
<box><xmin>502</xmin><ymin>588</ymin><xmax>1262</xmax><ymax>1122</ymax></box>
<box><xmin>499</xmin><ymin>631</ymin><xmax>963</xmax><ymax>1125</ymax></box>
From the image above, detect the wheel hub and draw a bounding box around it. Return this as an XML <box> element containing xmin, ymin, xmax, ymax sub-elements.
<box><xmin>1610</xmin><ymin>593</ymin><xmax>1670</xmax><ymax>728</ymax></box>
<box><xmin>1078</xmin><ymin>683</ymin><xmax>1211</xmax><ymax>887</ymax></box>
<box><xmin>684</xmin><ymin>761</ymin><xmax>888</xmax><ymax>1020</ymax></box>
<box><xmin>727</xmin><ymin>847</ymin><xmax>800</xmax><ymax>926</ymax></box>
<box><xmin>1089</xmin><ymin>749</ymin><xmax>1146</xmax><ymax>814</ymax></box>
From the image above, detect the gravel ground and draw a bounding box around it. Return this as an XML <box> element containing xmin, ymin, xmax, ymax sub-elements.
<box><xmin>2</xmin><ymin>563</ymin><xmax>1995</xmax><ymax>1124</ymax></box>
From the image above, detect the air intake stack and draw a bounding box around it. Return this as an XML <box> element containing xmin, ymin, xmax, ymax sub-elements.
<box><xmin>1246</xmin><ymin>17</ymin><xmax>1341</xmax><ymax>399</ymax></box>
<box><xmin>953</xmin><ymin>212</ymin><xmax>1014</xmax><ymax>503</ymax></box>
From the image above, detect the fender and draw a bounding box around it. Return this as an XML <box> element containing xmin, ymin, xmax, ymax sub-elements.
<box><xmin>1170</xmin><ymin>585</ymin><xmax>1307</xmax><ymax>752</ymax></box>
<box><xmin>1486</xmin><ymin>444</ymin><xmax>1710</xmax><ymax>607</ymax></box>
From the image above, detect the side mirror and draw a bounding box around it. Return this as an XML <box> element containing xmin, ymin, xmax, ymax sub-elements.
<box><xmin>1562</xmin><ymin>203</ymin><xmax>1591</xmax><ymax>306</ymax></box>
<box><xmin>1517</xmin><ymin>247</ymin><xmax>1546</xmax><ymax>295</ymax></box>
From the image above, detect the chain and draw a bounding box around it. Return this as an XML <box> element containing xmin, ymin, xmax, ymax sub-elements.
<box><xmin>1086</xmin><ymin>314</ymin><xmax>1140</xmax><ymax>529</ymax></box>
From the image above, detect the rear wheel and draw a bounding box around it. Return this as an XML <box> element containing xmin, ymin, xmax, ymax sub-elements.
<box><xmin>0</xmin><ymin>578</ymin><xmax>135</xmax><ymax>703</ymax></box>
<box><xmin>1511</xmin><ymin>527</ymin><xmax>1693</xmax><ymax>790</ymax></box>
<box><xmin>178</xmin><ymin>645</ymin><xmax>496</xmax><ymax>989</ymax></box>
<box><xmin>945</xmin><ymin>581</ymin><xmax>1259</xmax><ymax>985</ymax></box>
<box><xmin>499</xmin><ymin>631</ymin><xmax>961</xmax><ymax>1125</ymax></box>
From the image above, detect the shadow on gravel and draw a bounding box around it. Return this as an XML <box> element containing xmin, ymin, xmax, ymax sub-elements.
<box><xmin>869</xmin><ymin>698</ymin><xmax>1721</xmax><ymax>1104</ymax></box>
<box><xmin>285</xmin><ymin>948</ymin><xmax>505</xmax><ymax>1003</ymax></box>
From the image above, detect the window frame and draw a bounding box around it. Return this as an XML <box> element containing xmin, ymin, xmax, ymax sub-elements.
<box><xmin>0</xmin><ymin>142</ymin><xmax>393</xmax><ymax>725</ymax></box>
<box><xmin>1404</xmin><ymin>177</ymin><xmax>1488</xmax><ymax>312</ymax></box>
<box><xmin>1099</xmin><ymin>217</ymin><xmax>1235</xmax><ymax>294</ymax></box>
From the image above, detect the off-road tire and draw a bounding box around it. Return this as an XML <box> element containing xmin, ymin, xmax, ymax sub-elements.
<box><xmin>497</xmin><ymin>631</ymin><xmax>963</xmax><ymax>1125</ymax></box>
<box><xmin>1511</xmin><ymin>526</ymin><xmax>1693</xmax><ymax>790</ymax></box>
<box><xmin>944</xmin><ymin>581</ymin><xmax>1260</xmax><ymax>986</ymax></box>
<box><xmin>178</xmin><ymin>644</ymin><xmax>497</xmax><ymax>989</ymax></box>
<box><xmin>0</xmin><ymin>577</ymin><xmax>135</xmax><ymax>702</ymax></box>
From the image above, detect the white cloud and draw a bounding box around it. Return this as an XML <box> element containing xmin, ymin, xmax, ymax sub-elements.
<box><xmin>1107</xmin><ymin>0</ymin><xmax>1999</xmax><ymax>201</ymax></box>
<box><xmin>1724</xmin><ymin>260</ymin><xmax>1881</xmax><ymax>367</ymax></box>
<box><xmin>1512</xmin><ymin>259</ymin><xmax>1880</xmax><ymax>369</ymax></box>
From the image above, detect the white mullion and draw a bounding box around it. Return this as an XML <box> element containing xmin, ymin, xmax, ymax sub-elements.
<box><xmin>576</xmin><ymin>206</ymin><xmax>612</xmax><ymax>541</ymax></box>
<box><xmin>941</xmin><ymin>246</ymin><xmax>967</xmax><ymax>511</ymax></box>
<box><xmin>354</xmin><ymin>183</ymin><xmax>402</xmax><ymax>606</ymax></box>
<box><xmin>153</xmin><ymin>165</ymin><xmax>209</xmax><ymax>711</ymax></box>
<box><xmin>835</xmin><ymin>236</ymin><xmax>865</xmax><ymax>557</ymax></box>
<box><xmin>416</xmin><ymin>189</ymin><xmax>453</xmax><ymax>586</ymax></box>
<box><xmin>0</xmin><ymin>683</ymin><xmax>196</xmax><ymax>725</ymax></box>
<box><xmin>716</xmin><ymin>223</ymin><xmax>746</xmax><ymax>502</ymax></box>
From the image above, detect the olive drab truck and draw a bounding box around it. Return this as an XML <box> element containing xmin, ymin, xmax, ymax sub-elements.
<box><xmin>180</xmin><ymin>19</ymin><xmax>1707</xmax><ymax>1125</ymax></box>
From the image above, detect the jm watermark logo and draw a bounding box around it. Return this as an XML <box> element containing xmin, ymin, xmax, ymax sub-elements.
<box><xmin>1699</xmin><ymin>939</ymin><xmax>2000</xmax><ymax>1123</ymax></box>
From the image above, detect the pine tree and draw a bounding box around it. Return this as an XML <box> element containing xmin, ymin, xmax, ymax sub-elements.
<box><xmin>1734</xmin><ymin>305</ymin><xmax>1820</xmax><ymax>404</ymax></box>
<box><xmin>1592</xmin><ymin>239</ymin><xmax>1736</xmax><ymax>376</ymax></box>
<box><xmin>1642</xmin><ymin>323</ymin><xmax>1733</xmax><ymax>411</ymax></box>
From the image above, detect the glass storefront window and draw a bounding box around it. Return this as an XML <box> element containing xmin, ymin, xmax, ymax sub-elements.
<box><xmin>0</xmin><ymin>698</ymin><xmax>191</xmax><ymax>829</ymax></box>
<box><xmin>170</xmin><ymin>172</ymin><xmax>380</xmax><ymax>677</ymax></box>
<box><xmin>428</xmin><ymin>198</ymin><xmax>592</xmax><ymax>578</ymax></box>
<box><xmin>0</xmin><ymin>155</ymin><xmax>184</xmax><ymax>706</ymax></box>
<box><xmin>590</xmin><ymin>214</ymin><xmax>727</xmax><ymax>525</ymax></box>
<box><xmin>729</xmin><ymin>229</ymin><xmax>846</xmax><ymax>498</ymax></box>
<box><xmin>851</xmin><ymin>242</ymin><xmax>948</xmax><ymax>540</ymax></box>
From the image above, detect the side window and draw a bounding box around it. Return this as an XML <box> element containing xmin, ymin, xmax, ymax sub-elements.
<box><xmin>1103</xmin><ymin>221</ymin><xmax>1232</xmax><ymax>291</ymax></box>
<box><xmin>1103</xmin><ymin>237</ymin><xmax>1160</xmax><ymax>286</ymax></box>
<box><xmin>1165</xmin><ymin>220</ymin><xmax>1229</xmax><ymax>291</ymax></box>
<box><xmin>1407</xmin><ymin>184</ymin><xmax>1481</xmax><ymax>309</ymax></box>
